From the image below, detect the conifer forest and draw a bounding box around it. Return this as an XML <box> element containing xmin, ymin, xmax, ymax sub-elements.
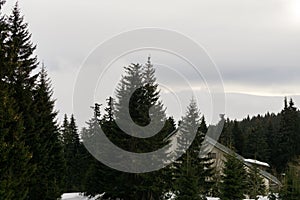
<box><xmin>1</xmin><ymin>1</ymin><xmax>300</xmax><ymax>200</ymax></box>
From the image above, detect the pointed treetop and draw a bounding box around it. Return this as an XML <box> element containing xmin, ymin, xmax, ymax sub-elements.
<box><xmin>63</xmin><ymin>114</ymin><xmax>69</xmax><ymax>125</ymax></box>
<box><xmin>104</xmin><ymin>97</ymin><xmax>114</xmax><ymax>122</ymax></box>
<box><xmin>90</xmin><ymin>103</ymin><xmax>101</xmax><ymax>120</ymax></box>
<box><xmin>199</xmin><ymin>115</ymin><xmax>208</xmax><ymax>134</ymax></box>
<box><xmin>39</xmin><ymin>63</ymin><xmax>48</xmax><ymax>83</ymax></box>
<box><xmin>284</xmin><ymin>97</ymin><xmax>288</xmax><ymax>109</ymax></box>
<box><xmin>181</xmin><ymin>97</ymin><xmax>201</xmax><ymax>130</ymax></box>
<box><xmin>289</xmin><ymin>98</ymin><xmax>295</xmax><ymax>108</ymax></box>
<box><xmin>143</xmin><ymin>56</ymin><xmax>156</xmax><ymax>85</ymax></box>
<box><xmin>10</xmin><ymin>2</ymin><xmax>23</xmax><ymax>25</ymax></box>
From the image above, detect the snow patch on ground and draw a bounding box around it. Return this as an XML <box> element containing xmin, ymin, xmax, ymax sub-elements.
<box><xmin>61</xmin><ymin>193</ymin><xmax>101</xmax><ymax>200</ymax></box>
<box><xmin>61</xmin><ymin>193</ymin><xmax>274</xmax><ymax>200</ymax></box>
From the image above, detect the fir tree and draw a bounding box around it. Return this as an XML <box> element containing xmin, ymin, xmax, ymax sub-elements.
<box><xmin>6</xmin><ymin>2</ymin><xmax>38</xmax><ymax>90</ymax></box>
<box><xmin>220</xmin><ymin>154</ymin><xmax>247</xmax><ymax>200</ymax></box>
<box><xmin>82</xmin><ymin>102</ymin><xmax>118</xmax><ymax>199</ymax></box>
<box><xmin>102</xmin><ymin>58</ymin><xmax>174</xmax><ymax>199</ymax></box>
<box><xmin>174</xmin><ymin>99</ymin><xmax>214</xmax><ymax>200</ymax></box>
<box><xmin>246</xmin><ymin>126</ymin><xmax>270</xmax><ymax>162</ymax></box>
<box><xmin>103</xmin><ymin>97</ymin><xmax>114</xmax><ymax>122</ymax></box>
<box><xmin>232</xmin><ymin>120</ymin><xmax>244</xmax><ymax>155</ymax></box>
<box><xmin>0</xmin><ymin>0</ymin><xmax>9</xmax><ymax>81</ymax></box>
<box><xmin>5</xmin><ymin>4</ymin><xmax>40</xmax><ymax>199</ymax></box>
<box><xmin>0</xmin><ymin>72</ymin><xmax>32</xmax><ymax>199</ymax></box>
<box><xmin>62</xmin><ymin>114</ymin><xmax>82</xmax><ymax>191</ymax></box>
<box><xmin>279</xmin><ymin>164</ymin><xmax>300</xmax><ymax>200</ymax></box>
<box><xmin>199</xmin><ymin>116</ymin><xmax>208</xmax><ymax>134</ymax></box>
<box><xmin>246</xmin><ymin>165</ymin><xmax>266</xmax><ymax>199</ymax></box>
<box><xmin>273</xmin><ymin>98</ymin><xmax>300</xmax><ymax>172</ymax></box>
<box><xmin>219</xmin><ymin>119</ymin><xmax>234</xmax><ymax>147</ymax></box>
<box><xmin>31</xmin><ymin>66</ymin><xmax>65</xmax><ymax>199</ymax></box>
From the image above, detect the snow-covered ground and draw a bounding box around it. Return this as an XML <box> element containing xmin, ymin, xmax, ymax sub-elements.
<box><xmin>61</xmin><ymin>193</ymin><xmax>101</xmax><ymax>200</ymax></box>
<box><xmin>61</xmin><ymin>193</ymin><xmax>274</xmax><ymax>200</ymax></box>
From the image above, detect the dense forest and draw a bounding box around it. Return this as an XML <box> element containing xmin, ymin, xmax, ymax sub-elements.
<box><xmin>1</xmin><ymin>2</ymin><xmax>300</xmax><ymax>200</ymax></box>
<box><xmin>219</xmin><ymin>97</ymin><xmax>300</xmax><ymax>174</ymax></box>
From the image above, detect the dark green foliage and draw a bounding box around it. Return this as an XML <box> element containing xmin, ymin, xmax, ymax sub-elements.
<box><xmin>0</xmin><ymin>2</ymin><xmax>65</xmax><ymax>199</ymax></box>
<box><xmin>3</xmin><ymin>2</ymin><xmax>300</xmax><ymax>196</ymax></box>
<box><xmin>30</xmin><ymin>67</ymin><xmax>65</xmax><ymax>199</ymax></box>
<box><xmin>279</xmin><ymin>163</ymin><xmax>300</xmax><ymax>200</ymax></box>
<box><xmin>273</xmin><ymin>98</ymin><xmax>300</xmax><ymax>172</ymax></box>
<box><xmin>82</xmin><ymin>102</ymin><xmax>115</xmax><ymax>198</ymax></box>
<box><xmin>4</xmin><ymin>4</ymin><xmax>40</xmax><ymax>199</ymax></box>
<box><xmin>219</xmin><ymin>118</ymin><xmax>234</xmax><ymax>147</ymax></box>
<box><xmin>62</xmin><ymin>114</ymin><xmax>84</xmax><ymax>192</ymax></box>
<box><xmin>219</xmin><ymin>97</ymin><xmax>300</xmax><ymax>174</ymax></box>
<box><xmin>0</xmin><ymin>0</ymin><xmax>8</xmax><ymax>80</ymax></box>
<box><xmin>111</xmin><ymin>58</ymin><xmax>174</xmax><ymax>199</ymax></box>
<box><xmin>6</xmin><ymin>3</ymin><xmax>38</xmax><ymax>86</ymax></box>
<box><xmin>246</xmin><ymin>165</ymin><xmax>266</xmax><ymax>199</ymax></box>
<box><xmin>199</xmin><ymin>116</ymin><xmax>208</xmax><ymax>134</ymax></box>
<box><xmin>220</xmin><ymin>154</ymin><xmax>247</xmax><ymax>200</ymax></box>
<box><xmin>173</xmin><ymin>99</ymin><xmax>214</xmax><ymax>200</ymax></box>
<box><xmin>82</xmin><ymin>58</ymin><xmax>176</xmax><ymax>200</ymax></box>
<box><xmin>0</xmin><ymin>80</ymin><xmax>32</xmax><ymax>200</ymax></box>
<box><xmin>232</xmin><ymin>120</ymin><xmax>244</xmax><ymax>155</ymax></box>
<box><xmin>244</xmin><ymin>126</ymin><xmax>270</xmax><ymax>163</ymax></box>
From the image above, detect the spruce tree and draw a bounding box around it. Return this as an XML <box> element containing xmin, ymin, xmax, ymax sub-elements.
<box><xmin>219</xmin><ymin>119</ymin><xmax>234</xmax><ymax>147</ymax></box>
<box><xmin>199</xmin><ymin>116</ymin><xmax>208</xmax><ymax>134</ymax></box>
<box><xmin>0</xmin><ymin>83</ymin><xmax>32</xmax><ymax>200</ymax></box>
<box><xmin>246</xmin><ymin>165</ymin><xmax>266</xmax><ymax>199</ymax></box>
<box><xmin>0</xmin><ymin>5</ymin><xmax>33</xmax><ymax>196</ymax></box>
<box><xmin>6</xmin><ymin>2</ymin><xmax>38</xmax><ymax>100</ymax></box>
<box><xmin>244</xmin><ymin>126</ymin><xmax>270</xmax><ymax>163</ymax></box>
<box><xmin>103</xmin><ymin>58</ymin><xmax>174</xmax><ymax>199</ymax></box>
<box><xmin>273</xmin><ymin>98</ymin><xmax>300</xmax><ymax>172</ymax></box>
<box><xmin>220</xmin><ymin>154</ymin><xmax>247</xmax><ymax>200</ymax></box>
<box><xmin>82</xmin><ymin>102</ymin><xmax>116</xmax><ymax>198</ymax></box>
<box><xmin>279</xmin><ymin>164</ymin><xmax>300</xmax><ymax>200</ymax></box>
<box><xmin>5</xmin><ymin>4</ymin><xmax>42</xmax><ymax>199</ymax></box>
<box><xmin>62</xmin><ymin>114</ymin><xmax>82</xmax><ymax>191</ymax></box>
<box><xmin>0</xmin><ymin>25</ymin><xmax>33</xmax><ymax>198</ymax></box>
<box><xmin>61</xmin><ymin>114</ymin><xmax>72</xmax><ymax>191</ymax></box>
<box><xmin>61</xmin><ymin>114</ymin><xmax>70</xmax><ymax>144</ymax></box>
<box><xmin>174</xmin><ymin>99</ymin><xmax>214</xmax><ymax>200</ymax></box>
<box><xmin>31</xmin><ymin>66</ymin><xmax>65</xmax><ymax>199</ymax></box>
<box><xmin>232</xmin><ymin>120</ymin><xmax>244</xmax><ymax>155</ymax></box>
<box><xmin>0</xmin><ymin>0</ymin><xmax>9</xmax><ymax>80</ymax></box>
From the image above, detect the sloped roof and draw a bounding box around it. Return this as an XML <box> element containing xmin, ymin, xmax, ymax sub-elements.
<box><xmin>204</xmin><ymin>136</ymin><xmax>281</xmax><ymax>186</ymax></box>
<box><xmin>244</xmin><ymin>159</ymin><xmax>270</xmax><ymax>168</ymax></box>
<box><xmin>165</xmin><ymin>129</ymin><xmax>281</xmax><ymax>186</ymax></box>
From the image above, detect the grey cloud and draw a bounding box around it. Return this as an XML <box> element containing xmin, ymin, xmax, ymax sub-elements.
<box><xmin>2</xmin><ymin>0</ymin><xmax>300</xmax><ymax>127</ymax></box>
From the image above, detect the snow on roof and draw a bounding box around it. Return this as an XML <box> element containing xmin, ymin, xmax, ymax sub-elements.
<box><xmin>244</xmin><ymin>159</ymin><xmax>270</xmax><ymax>168</ymax></box>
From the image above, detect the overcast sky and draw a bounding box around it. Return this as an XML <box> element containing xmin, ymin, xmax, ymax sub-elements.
<box><xmin>3</xmin><ymin>0</ymin><xmax>300</xmax><ymax>128</ymax></box>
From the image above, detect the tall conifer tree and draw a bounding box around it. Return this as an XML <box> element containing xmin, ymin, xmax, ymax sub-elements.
<box><xmin>174</xmin><ymin>99</ymin><xmax>214</xmax><ymax>200</ymax></box>
<box><xmin>5</xmin><ymin>4</ymin><xmax>41</xmax><ymax>199</ymax></box>
<box><xmin>0</xmin><ymin>7</ymin><xmax>33</xmax><ymax>192</ymax></box>
<box><xmin>63</xmin><ymin>114</ymin><xmax>82</xmax><ymax>191</ymax></box>
<box><xmin>273</xmin><ymin>98</ymin><xmax>300</xmax><ymax>172</ymax></box>
<box><xmin>31</xmin><ymin>66</ymin><xmax>65</xmax><ymax>199</ymax></box>
<box><xmin>102</xmin><ymin>58</ymin><xmax>175</xmax><ymax>199</ymax></box>
<box><xmin>220</xmin><ymin>154</ymin><xmax>247</xmax><ymax>200</ymax></box>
